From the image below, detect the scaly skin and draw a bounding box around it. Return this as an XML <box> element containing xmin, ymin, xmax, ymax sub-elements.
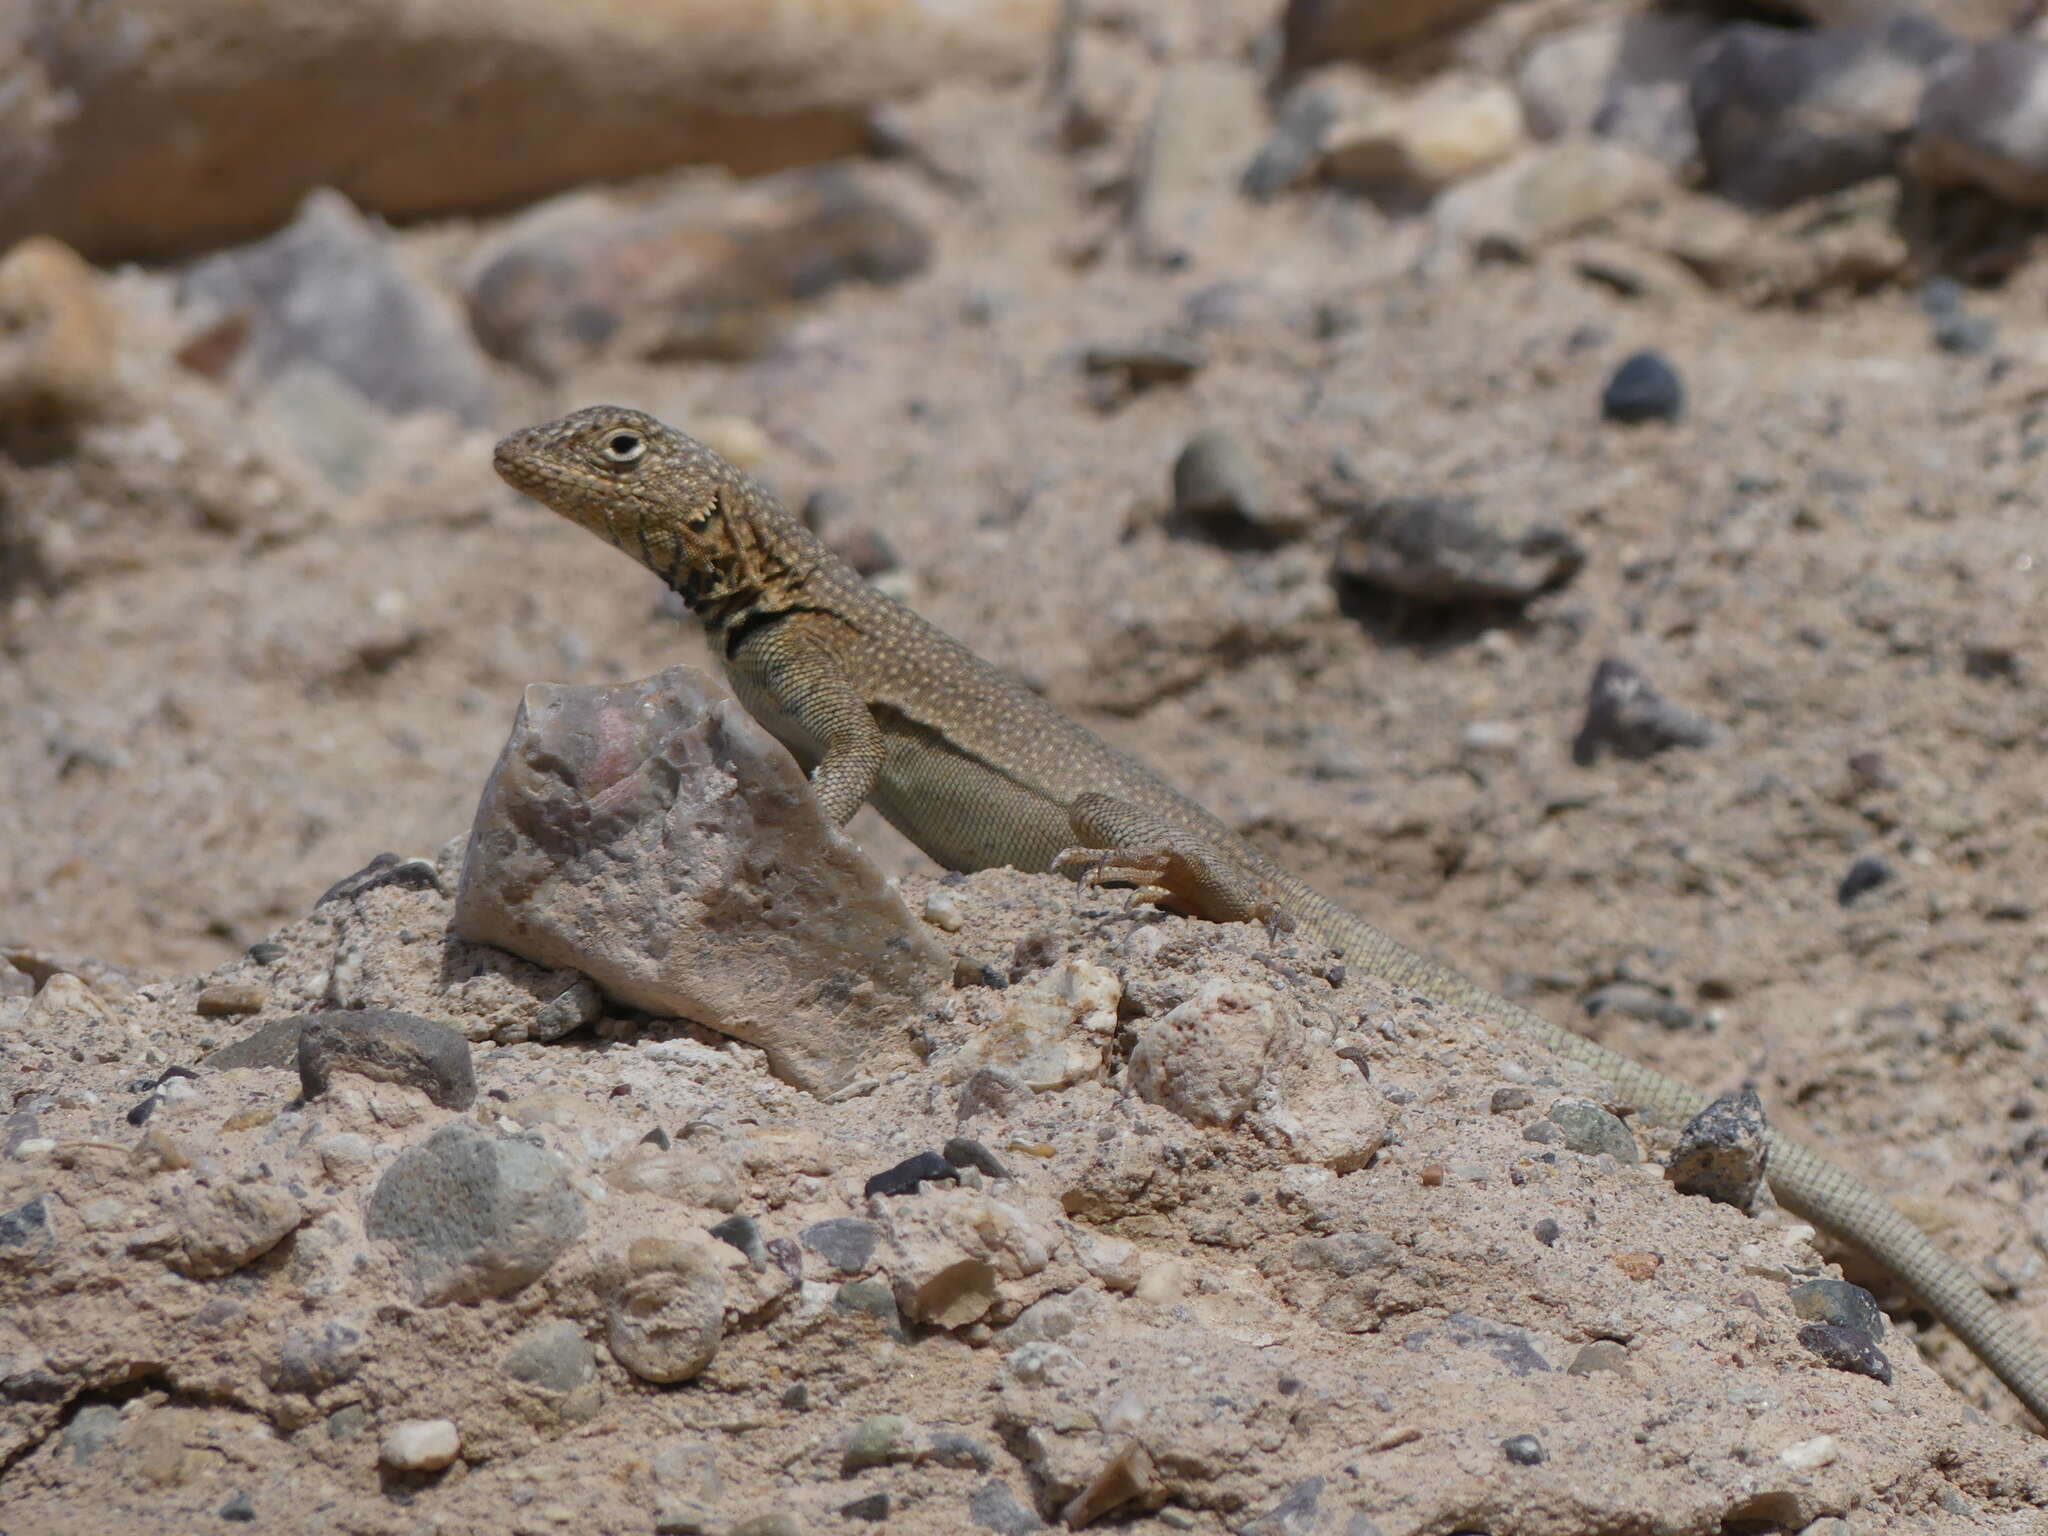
<box><xmin>494</xmin><ymin>404</ymin><xmax>2048</xmax><ymax>1429</ymax></box>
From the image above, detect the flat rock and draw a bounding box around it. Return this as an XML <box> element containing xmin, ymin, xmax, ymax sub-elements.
<box><xmin>452</xmin><ymin>667</ymin><xmax>946</xmax><ymax>1095</ymax></box>
<box><xmin>1913</xmin><ymin>38</ymin><xmax>2048</xmax><ymax>207</ymax></box>
<box><xmin>1334</xmin><ymin>495</ymin><xmax>1583</xmax><ymax>606</ymax></box>
<box><xmin>1281</xmin><ymin>0</ymin><xmax>1505</xmax><ymax>68</ymax></box>
<box><xmin>297</xmin><ymin>1010</ymin><xmax>477</xmax><ymax>1110</ymax></box>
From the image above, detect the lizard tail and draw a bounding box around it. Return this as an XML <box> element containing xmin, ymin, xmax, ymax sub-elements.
<box><xmin>1291</xmin><ymin>882</ymin><xmax>2048</xmax><ymax>1428</ymax></box>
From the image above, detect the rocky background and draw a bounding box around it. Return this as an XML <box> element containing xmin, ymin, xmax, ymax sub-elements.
<box><xmin>6</xmin><ymin>0</ymin><xmax>2048</xmax><ymax>1531</ymax></box>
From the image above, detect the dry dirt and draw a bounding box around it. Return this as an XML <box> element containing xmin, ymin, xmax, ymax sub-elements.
<box><xmin>5</xmin><ymin>1</ymin><xmax>2048</xmax><ymax>1532</ymax></box>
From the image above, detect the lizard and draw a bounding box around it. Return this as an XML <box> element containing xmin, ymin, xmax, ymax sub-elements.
<box><xmin>493</xmin><ymin>403</ymin><xmax>2048</xmax><ymax>1431</ymax></box>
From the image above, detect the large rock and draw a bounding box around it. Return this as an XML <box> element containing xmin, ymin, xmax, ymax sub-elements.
<box><xmin>0</xmin><ymin>0</ymin><xmax>1059</xmax><ymax>258</ymax></box>
<box><xmin>1691</xmin><ymin>18</ymin><xmax>1955</xmax><ymax>211</ymax></box>
<box><xmin>453</xmin><ymin>668</ymin><xmax>947</xmax><ymax>1094</ymax></box>
<box><xmin>1515</xmin><ymin>12</ymin><xmax>1717</xmax><ymax>166</ymax></box>
<box><xmin>1912</xmin><ymin>38</ymin><xmax>2048</xmax><ymax>206</ymax></box>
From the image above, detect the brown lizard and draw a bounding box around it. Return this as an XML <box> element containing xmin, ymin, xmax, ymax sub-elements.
<box><xmin>493</xmin><ymin>403</ymin><xmax>2048</xmax><ymax>1429</ymax></box>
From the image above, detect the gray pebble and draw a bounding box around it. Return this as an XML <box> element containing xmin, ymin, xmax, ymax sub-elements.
<box><xmin>834</xmin><ymin>1280</ymin><xmax>909</xmax><ymax>1342</ymax></box>
<box><xmin>1489</xmin><ymin>1086</ymin><xmax>1533</xmax><ymax>1114</ymax></box>
<box><xmin>1532</xmin><ymin>1219</ymin><xmax>1561</xmax><ymax>1247</ymax></box>
<box><xmin>1789</xmin><ymin>1278</ymin><xmax>1885</xmax><ymax>1341</ymax></box>
<box><xmin>1237</xmin><ymin>1475</ymin><xmax>1323</xmax><ymax>1536</ymax></box>
<box><xmin>365</xmin><ymin>1120</ymin><xmax>585</xmax><ymax>1304</ymax></box>
<box><xmin>803</xmin><ymin>1218</ymin><xmax>880</xmax><ymax>1275</ymax></box>
<box><xmin>1582</xmin><ymin>982</ymin><xmax>1695</xmax><ymax>1031</ymax></box>
<box><xmin>60</xmin><ymin>1404</ymin><xmax>121</xmax><ymax>1464</ymax></box>
<box><xmin>864</xmin><ymin>1150</ymin><xmax>957</xmax><ymax>1199</ymax></box>
<box><xmin>1171</xmin><ymin>429</ymin><xmax>1291</xmax><ymax>546</ymax></box>
<box><xmin>969</xmin><ymin>1481</ymin><xmax>1045</xmax><ymax>1535</ymax></box>
<box><xmin>708</xmin><ymin>1214</ymin><xmax>768</xmax><ymax>1267</ymax></box>
<box><xmin>840</xmin><ymin>1492</ymin><xmax>891</xmax><ymax>1523</ymax></box>
<box><xmin>298</xmin><ymin>1010</ymin><xmax>476</xmax><ymax>1110</ymax></box>
<box><xmin>1546</xmin><ymin>1097</ymin><xmax>1641</xmax><ymax>1164</ymax></box>
<box><xmin>1666</xmin><ymin>1088</ymin><xmax>1768</xmax><ymax>1211</ymax></box>
<box><xmin>326</xmin><ymin>1404</ymin><xmax>368</xmax><ymax>1441</ymax></box>
<box><xmin>1502</xmin><ymin>1434</ymin><xmax>1546</xmax><ymax>1465</ymax></box>
<box><xmin>1838</xmin><ymin>855</ymin><xmax>1894</xmax><ymax>907</ymax></box>
<box><xmin>219</xmin><ymin>1491</ymin><xmax>256</xmax><ymax>1523</ymax></box>
<box><xmin>501</xmin><ymin>1319</ymin><xmax>596</xmax><ymax>1393</ymax></box>
<box><xmin>841</xmin><ymin>1413</ymin><xmax>912</xmax><ymax>1474</ymax></box>
<box><xmin>1797</xmin><ymin>1322</ymin><xmax>1892</xmax><ymax>1383</ymax></box>
<box><xmin>1600</xmin><ymin>349</ymin><xmax>1684</xmax><ymax>425</ymax></box>
<box><xmin>925</xmin><ymin>1431</ymin><xmax>995</xmax><ymax>1472</ymax></box>
<box><xmin>1335</xmin><ymin>496</ymin><xmax>1584</xmax><ymax>607</ymax></box>
<box><xmin>941</xmin><ymin>1137</ymin><xmax>1011</xmax><ymax>1181</ymax></box>
<box><xmin>1082</xmin><ymin>333</ymin><xmax>1206</xmax><ymax>389</ymax></box>
<box><xmin>273</xmin><ymin>1320</ymin><xmax>367</xmax><ymax>1395</ymax></box>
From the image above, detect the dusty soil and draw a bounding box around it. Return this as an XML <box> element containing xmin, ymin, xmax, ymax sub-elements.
<box><xmin>5</xmin><ymin>0</ymin><xmax>2048</xmax><ymax>1531</ymax></box>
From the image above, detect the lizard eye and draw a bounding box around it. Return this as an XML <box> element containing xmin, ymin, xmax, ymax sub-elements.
<box><xmin>601</xmin><ymin>430</ymin><xmax>645</xmax><ymax>465</ymax></box>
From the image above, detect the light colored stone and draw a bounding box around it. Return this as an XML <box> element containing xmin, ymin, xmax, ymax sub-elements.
<box><xmin>1324</xmin><ymin>77</ymin><xmax>1526</xmax><ymax>197</ymax></box>
<box><xmin>1913</xmin><ymin>38</ymin><xmax>2048</xmax><ymax>206</ymax></box>
<box><xmin>881</xmin><ymin>1187</ymin><xmax>1055</xmax><ymax>1329</ymax></box>
<box><xmin>380</xmin><ymin>1418</ymin><xmax>459</xmax><ymax>1473</ymax></box>
<box><xmin>0</xmin><ymin>238</ymin><xmax>120</xmax><ymax>426</ymax></box>
<box><xmin>948</xmin><ymin>959</ymin><xmax>1119</xmax><ymax>1091</ymax></box>
<box><xmin>606</xmin><ymin>1237</ymin><xmax>727</xmax><ymax>1384</ymax></box>
<box><xmin>169</xmin><ymin>1180</ymin><xmax>301</xmax><ymax>1280</ymax></box>
<box><xmin>453</xmin><ymin>667</ymin><xmax>946</xmax><ymax>1095</ymax></box>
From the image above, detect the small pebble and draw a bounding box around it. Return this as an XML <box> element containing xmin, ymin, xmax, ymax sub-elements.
<box><xmin>1838</xmin><ymin>855</ymin><xmax>1894</xmax><ymax>907</ymax></box>
<box><xmin>864</xmin><ymin>1150</ymin><xmax>958</xmax><ymax>1199</ymax></box>
<box><xmin>380</xmin><ymin>1418</ymin><xmax>460</xmax><ymax>1472</ymax></box>
<box><xmin>941</xmin><ymin>1136</ymin><xmax>1010</xmax><ymax>1180</ymax></box>
<box><xmin>1779</xmin><ymin>1434</ymin><xmax>1840</xmax><ymax>1470</ymax></box>
<box><xmin>197</xmin><ymin>982</ymin><xmax>267</xmax><ymax>1017</ymax></box>
<box><xmin>1546</xmin><ymin>1097</ymin><xmax>1641</xmax><ymax>1164</ymax></box>
<box><xmin>1666</xmin><ymin>1088</ymin><xmax>1767</xmax><ymax>1210</ymax></box>
<box><xmin>1788</xmin><ymin>1277</ymin><xmax>1884</xmax><ymax>1340</ymax></box>
<box><xmin>923</xmin><ymin>889</ymin><xmax>965</xmax><ymax>932</ymax></box>
<box><xmin>218</xmin><ymin>1491</ymin><xmax>256</xmax><ymax>1522</ymax></box>
<box><xmin>840</xmin><ymin>1492</ymin><xmax>892</xmax><ymax>1522</ymax></box>
<box><xmin>1502</xmin><ymin>1434</ymin><xmax>1546</xmax><ymax>1465</ymax></box>
<box><xmin>841</xmin><ymin>1413</ymin><xmax>912</xmax><ymax>1474</ymax></box>
<box><xmin>708</xmin><ymin>1214</ymin><xmax>768</xmax><ymax>1267</ymax></box>
<box><xmin>1601</xmin><ymin>349</ymin><xmax>1684</xmax><ymax>424</ymax></box>
<box><xmin>803</xmin><ymin>1218</ymin><xmax>880</xmax><ymax>1274</ymax></box>
<box><xmin>1797</xmin><ymin>1322</ymin><xmax>1892</xmax><ymax>1384</ymax></box>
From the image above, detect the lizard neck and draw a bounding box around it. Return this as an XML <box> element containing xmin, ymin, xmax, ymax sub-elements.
<box><xmin>680</xmin><ymin>480</ymin><xmax>840</xmax><ymax>640</ymax></box>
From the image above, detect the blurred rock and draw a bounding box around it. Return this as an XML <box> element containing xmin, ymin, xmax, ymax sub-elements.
<box><xmin>1282</xmin><ymin>0</ymin><xmax>1505</xmax><ymax>69</ymax></box>
<box><xmin>1600</xmin><ymin>349</ymin><xmax>1684</xmax><ymax>425</ymax></box>
<box><xmin>1430</xmin><ymin>140</ymin><xmax>1670</xmax><ymax>263</ymax></box>
<box><xmin>1691</xmin><ymin>19</ymin><xmax>1954</xmax><ymax>211</ymax></box>
<box><xmin>1131</xmin><ymin>61</ymin><xmax>1268</xmax><ymax>268</ymax></box>
<box><xmin>1516</xmin><ymin>12</ymin><xmax>1716</xmax><ymax>165</ymax></box>
<box><xmin>0</xmin><ymin>238</ymin><xmax>120</xmax><ymax>435</ymax></box>
<box><xmin>1912</xmin><ymin>38</ymin><xmax>2048</xmax><ymax>206</ymax></box>
<box><xmin>1572</xmin><ymin>658</ymin><xmax>1715</xmax><ymax>765</ymax></box>
<box><xmin>182</xmin><ymin>191</ymin><xmax>492</xmax><ymax>426</ymax></box>
<box><xmin>465</xmin><ymin>168</ymin><xmax>931</xmax><ymax>378</ymax></box>
<box><xmin>0</xmin><ymin>0</ymin><xmax>1059</xmax><ymax>259</ymax></box>
<box><xmin>1334</xmin><ymin>496</ymin><xmax>1583</xmax><ymax>606</ymax></box>
<box><xmin>452</xmin><ymin>667</ymin><xmax>947</xmax><ymax>1094</ymax></box>
<box><xmin>1324</xmin><ymin>77</ymin><xmax>1526</xmax><ymax>202</ymax></box>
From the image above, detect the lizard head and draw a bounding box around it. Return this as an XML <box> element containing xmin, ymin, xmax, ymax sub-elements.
<box><xmin>493</xmin><ymin>405</ymin><xmax>772</xmax><ymax>613</ymax></box>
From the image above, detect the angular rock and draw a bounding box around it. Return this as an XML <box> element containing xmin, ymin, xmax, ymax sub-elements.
<box><xmin>802</xmin><ymin>1218</ymin><xmax>880</xmax><ymax>1275</ymax></box>
<box><xmin>948</xmin><ymin>960</ymin><xmax>1119</xmax><ymax>1092</ymax></box>
<box><xmin>1790</xmin><ymin>1278</ymin><xmax>1886</xmax><ymax>1341</ymax></box>
<box><xmin>969</xmin><ymin>1481</ymin><xmax>1045</xmax><ymax>1535</ymax></box>
<box><xmin>1666</xmin><ymin>1088</ymin><xmax>1768</xmax><ymax>1211</ymax></box>
<box><xmin>882</xmin><ymin>1187</ymin><xmax>1053</xmax><ymax>1329</ymax></box>
<box><xmin>297</xmin><ymin>1010</ymin><xmax>477</xmax><ymax>1110</ymax></box>
<box><xmin>1691</xmin><ymin>19</ymin><xmax>1954</xmax><ymax>211</ymax></box>
<box><xmin>1571</xmin><ymin>658</ymin><xmax>1715</xmax><ymax>765</ymax></box>
<box><xmin>453</xmin><ymin>667</ymin><xmax>946</xmax><ymax>1095</ymax></box>
<box><xmin>1912</xmin><ymin>38</ymin><xmax>2048</xmax><ymax>206</ymax></box>
<box><xmin>272</xmin><ymin>1320</ymin><xmax>368</xmax><ymax>1395</ymax></box>
<box><xmin>170</xmin><ymin>1180</ymin><xmax>302</xmax><ymax>1279</ymax></box>
<box><xmin>606</xmin><ymin>1237</ymin><xmax>726</xmax><ymax>1384</ymax></box>
<box><xmin>466</xmin><ymin>168</ymin><xmax>929</xmax><ymax>378</ymax></box>
<box><xmin>1334</xmin><ymin>496</ymin><xmax>1584</xmax><ymax>606</ymax></box>
<box><xmin>1282</xmin><ymin>0</ymin><xmax>1505</xmax><ymax>69</ymax></box>
<box><xmin>181</xmin><ymin>189</ymin><xmax>493</xmax><ymax>432</ymax></box>
<box><xmin>502</xmin><ymin>1319</ymin><xmax>597</xmax><ymax>1394</ymax></box>
<box><xmin>366</xmin><ymin>1120</ymin><xmax>585</xmax><ymax>1304</ymax></box>
<box><xmin>864</xmin><ymin>1150</ymin><xmax>959</xmax><ymax>1200</ymax></box>
<box><xmin>2</xmin><ymin>0</ymin><xmax>1060</xmax><ymax>258</ymax></box>
<box><xmin>1797</xmin><ymin>1322</ymin><xmax>1893</xmax><ymax>1384</ymax></box>
<box><xmin>1170</xmin><ymin>429</ymin><xmax>1304</xmax><ymax>547</ymax></box>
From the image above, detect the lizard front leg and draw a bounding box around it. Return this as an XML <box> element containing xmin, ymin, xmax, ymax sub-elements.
<box><xmin>1054</xmin><ymin>791</ymin><xmax>1295</xmax><ymax>937</ymax></box>
<box><xmin>728</xmin><ymin>618</ymin><xmax>886</xmax><ymax>826</ymax></box>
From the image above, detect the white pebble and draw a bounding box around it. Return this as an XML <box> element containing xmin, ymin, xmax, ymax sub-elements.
<box><xmin>922</xmin><ymin>888</ymin><xmax>964</xmax><ymax>932</ymax></box>
<box><xmin>380</xmin><ymin>1418</ymin><xmax>460</xmax><ymax>1472</ymax></box>
<box><xmin>1779</xmin><ymin>1434</ymin><xmax>1839</xmax><ymax>1471</ymax></box>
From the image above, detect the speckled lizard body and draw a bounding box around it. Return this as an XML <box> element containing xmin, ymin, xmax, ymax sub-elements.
<box><xmin>494</xmin><ymin>404</ymin><xmax>2048</xmax><ymax>1429</ymax></box>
